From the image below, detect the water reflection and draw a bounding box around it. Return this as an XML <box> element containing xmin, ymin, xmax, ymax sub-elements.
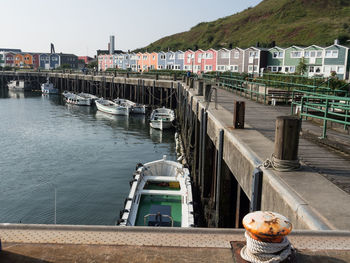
<box><xmin>149</xmin><ymin>127</ymin><xmax>175</xmax><ymax>144</ymax></box>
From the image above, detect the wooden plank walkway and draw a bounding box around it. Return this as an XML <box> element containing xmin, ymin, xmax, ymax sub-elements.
<box><xmin>215</xmin><ymin>87</ymin><xmax>350</xmax><ymax>194</ymax></box>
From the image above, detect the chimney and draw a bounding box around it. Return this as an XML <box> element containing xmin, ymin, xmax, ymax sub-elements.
<box><xmin>256</xmin><ymin>42</ymin><xmax>260</xmax><ymax>48</ymax></box>
<box><xmin>110</xmin><ymin>35</ymin><xmax>115</xmax><ymax>54</ymax></box>
<box><xmin>334</xmin><ymin>39</ymin><xmax>339</xmax><ymax>45</ymax></box>
<box><xmin>108</xmin><ymin>43</ymin><xmax>110</xmax><ymax>53</ymax></box>
<box><xmin>271</xmin><ymin>41</ymin><xmax>276</xmax><ymax>47</ymax></box>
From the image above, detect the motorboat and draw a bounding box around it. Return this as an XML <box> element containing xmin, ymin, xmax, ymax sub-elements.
<box><xmin>113</xmin><ymin>98</ymin><xmax>146</xmax><ymax>114</ymax></box>
<box><xmin>150</xmin><ymin>107</ymin><xmax>175</xmax><ymax>130</ymax></box>
<box><xmin>95</xmin><ymin>98</ymin><xmax>130</xmax><ymax>116</ymax></box>
<box><xmin>63</xmin><ymin>92</ymin><xmax>91</xmax><ymax>106</ymax></box>
<box><xmin>78</xmin><ymin>93</ymin><xmax>99</xmax><ymax>105</ymax></box>
<box><xmin>41</xmin><ymin>79</ymin><xmax>58</xmax><ymax>94</ymax></box>
<box><xmin>7</xmin><ymin>80</ymin><xmax>32</xmax><ymax>91</ymax></box>
<box><xmin>118</xmin><ymin>155</ymin><xmax>194</xmax><ymax>227</ymax></box>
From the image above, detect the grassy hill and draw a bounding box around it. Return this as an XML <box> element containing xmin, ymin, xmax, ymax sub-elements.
<box><xmin>137</xmin><ymin>0</ymin><xmax>350</xmax><ymax>52</ymax></box>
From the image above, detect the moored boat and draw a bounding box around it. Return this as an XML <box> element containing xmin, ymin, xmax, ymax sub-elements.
<box><xmin>8</xmin><ymin>80</ymin><xmax>32</xmax><ymax>91</ymax></box>
<box><xmin>78</xmin><ymin>93</ymin><xmax>99</xmax><ymax>105</ymax></box>
<box><xmin>64</xmin><ymin>92</ymin><xmax>91</xmax><ymax>106</ymax></box>
<box><xmin>118</xmin><ymin>156</ymin><xmax>194</xmax><ymax>227</ymax></box>
<box><xmin>41</xmin><ymin>79</ymin><xmax>58</xmax><ymax>94</ymax></box>
<box><xmin>150</xmin><ymin>107</ymin><xmax>175</xmax><ymax>130</ymax></box>
<box><xmin>95</xmin><ymin>98</ymin><xmax>130</xmax><ymax>116</ymax></box>
<box><xmin>113</xmin><ymin>98</ymin><xmax>146</xmax><ymax>114</ymax></box>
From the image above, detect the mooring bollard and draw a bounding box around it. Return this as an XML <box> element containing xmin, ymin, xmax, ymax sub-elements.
<box><xmin>173</xmin><ymin>73</ymin><xmax>177</xmax><ymax>81</ymax></box>
<box><xmin>186</xmin><ymin>76</ymin><xmax>190</xmax><ymax>86</ymax></box>
<box><xmin>240</xmin><ymin>211</ymin><xmax>293</xmax><ymax>263</ymax></box>
<box><xmin>198</xmin><ymin>81</ymin><xmax>204</xmax><ymax>96</ymax></box>
<box><xmin>233</xmin><ymin>101</ymin><xmax>245</xmax><ymax>129</ymax></box>
<box><xmin>182</xmin><ymin>75</ymin><xmax>185</xmax><ymax>82</ymax></box>
<box><xmin>272</xmin><ymin>116</ymin><xmax>301</xmax><ymax>171</ymax></box>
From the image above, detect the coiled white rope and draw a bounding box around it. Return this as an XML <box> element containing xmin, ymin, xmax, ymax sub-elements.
<box><xmin>262</xmin><ymin>154</ymin><xmax>300</xmax><ymax>172</ymax></box>
<box><xmin>240</xmin><ymin>231</ymin><xmax>292</xmax><ymax>263</ymax></box>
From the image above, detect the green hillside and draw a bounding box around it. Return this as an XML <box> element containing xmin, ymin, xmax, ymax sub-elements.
<box><xmin>137</xmin><ymin>0</ymin><xmax>350</xmax><ymax>52</ymax></box>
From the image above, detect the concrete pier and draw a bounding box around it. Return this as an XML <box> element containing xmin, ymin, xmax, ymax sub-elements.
<box><xmin>0</xmin><ymin>71</ymin><xmax>349</xmax><ymax>231</ymax></box>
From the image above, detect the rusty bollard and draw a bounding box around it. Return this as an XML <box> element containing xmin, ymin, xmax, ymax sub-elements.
<box><xmin>240</xmin><ymin>211</ymin><xmax>293</xmax><ymax>263</ymax></box>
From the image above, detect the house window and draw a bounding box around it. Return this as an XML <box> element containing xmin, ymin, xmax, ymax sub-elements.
<box><xmin>169</xmin><ymin>54</ymin><xmax>174</xmax><ymax>59</ymax></box>
<box><xmin>205</xmin><ymin>53</ymin><xmax>213</xmax><ymax>59</ymax></box>
<box><xmin>158</xmin><ymin>65</ymin><xmax>163</xmax><ymax>69</ymax></box>
<box><xmin>315</xmin><ymin>67</ymin><xmax>321</xmax><ymax>73</ymax></box>
<box><xmin>278</xmin><ymin>67</ymin><xmax>282</xmax><ymax>72</ymax></box>
<box><xmin>248</xmin><ymin>65</ymin><xmax>253</xmax><ymax>72</ymax></box>
<box><xmin>325</xmin><ymin>50</ymin><xmax>338</xmax><ymax>58</ymax></box>
<box><xmin>316</xmin><ymin>51</ymin><xmax>322</xmax><ymax>58</ymax></box>
<box><xmin>290</xmin><ymin>51</ymin><xmax>302</xmax><ymax>58</ymax></box>
<box><xmin>152</xmin><ymin>55</ymin><xmax>155</xmax><ymax>60</ymax></box>
<box><xmin>310</xmin><ymin>51</ymin><xmax>316</xmax><ymax>57</ymax></box>
<box><xmin>272</xmin><ymin>66</ymin><xmax>277</xmax><ymax>72</ymax></box>
<box><xmin>160</xmin><ymin>54</ymin><xmax>165</xmax><ymax>59</ymax></box>
<box><xmin>234</xmin><ymin>51</ymin><xmax>239</xmax><ymax>59</ymax></box>
<box><xmin>249</xmin><ymin>51</ymin><xmax>258</xmax><ymax>57</ymax></box>
<box><xmin>285</xmin><ymin>67</ymin><xmax>289</xmax><ymax>72</ymax></box>
<box><xmin>304</xmin><ymin>51</ymin><xmax>310</xmax><ymax>58</ymax></box>
<box><xmin>177</xmin><ymin>54</ymin><xmax>184</xmax><ymax>59</ymax></box>
<box><xmin>309</xmin><ymin>66</ymin><xmax>314</xmax><ymax>73</ymax></box>
<box><xmin>337</xmin><ymin>66</ymin><xmax>344</xmax><ymax>74</ymax></box>
<box><xmin>273</xmin><ymin>51</ymin><xmax>283</xmax><ymax>58</ymax></box>
<box><xmin>221</xmin><ymin>52</ymin><xmax>229</xmax><ymax>59</ymax></box>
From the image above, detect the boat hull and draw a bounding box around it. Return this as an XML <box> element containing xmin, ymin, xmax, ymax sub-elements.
<box><xmin>96</xmin><ymin>100</ymin><xmax>129</xmax><ymax>116</ymax></box>
<box><xmin>150</xmin><ymin>120</ymin><xmax>173</xmax><ymax>130</ymax></box>
<box><xmin>41</xmin><ymin>83</ymin><xmax>58</xmax><ymax>94</ymax></box>
<box><xmin>118</xmin><ymin>157</ymin><xmax>194</xmax><ymax>228</ymax></box>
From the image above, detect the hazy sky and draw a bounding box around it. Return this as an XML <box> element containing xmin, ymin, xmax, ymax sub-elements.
<box><xmin>1</xmin><ymin>0</ymin><xmax>262</xmax><ymax>57</ymax></box>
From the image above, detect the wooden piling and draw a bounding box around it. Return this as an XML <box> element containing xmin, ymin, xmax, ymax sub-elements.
<box><xmin>233</xmin><ymin>101</ymin><xmax>245</xmax><ymax>129</ymax></box>
<box><xmin>274</xmin><ymin>116</ymin><xmax>301</xmax><ymax>161</ymax></box>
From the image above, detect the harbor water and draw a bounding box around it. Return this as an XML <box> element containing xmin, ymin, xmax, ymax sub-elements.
<box><xmin>0</xmin><ymin>88</ymin><xmax>176</xmax><ymax>225</ymax></box>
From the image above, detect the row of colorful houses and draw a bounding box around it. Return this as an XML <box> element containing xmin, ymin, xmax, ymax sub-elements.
<box><xmin>98</xmin><ymin>40</ymin><xmax>350</xmax><ymax>80</ymax></box>
<box><xmin>0</xmin><ymin>51</ymin><xmax>79</xmax><ymax>69</ymax></box>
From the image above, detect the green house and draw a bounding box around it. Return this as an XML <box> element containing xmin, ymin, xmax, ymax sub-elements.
<box><xmin>323</xmin><ymin>42</ymin><xmax>349</xmax><ymax>80</ymax></box>
<box><xmin>282</xmin><ymin>45</ymin><xmax>304</xmax><ymax>74</ymax></box>
<box><xmin>303</xmin><ymin>45</ymin><xmax>324</xmax><ymax>77</ymax></box>
<box><xmin>267</xmin><ymin>46</ymin><xmax>285</xmax><ymax>73</ymax></box>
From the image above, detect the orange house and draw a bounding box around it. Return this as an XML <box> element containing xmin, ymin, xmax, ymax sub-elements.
<box><xmin>24</xmin><ymin>53</ymin><xmax>33</xmax><ymax>68</ymax></box>
<box><xmin>149</xmin><ymin>52</ymin><xmax>158</xmax><ymax>70</ymax></box>
<box><xmin>14</xmin><ymin>54</ymin><xmax>24</xmax><ymax>67</ymax></box>
<box><xmin>142</xmin><ymin>52</ymin><xmax>150</xmax><ymax>72</ymax></box>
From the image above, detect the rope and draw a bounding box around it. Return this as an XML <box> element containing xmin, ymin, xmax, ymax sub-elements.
<box><xmin>261</xmin><ymin>154</ymin><xmax>300</xmax><ymax>172</ymax></box>
<box><xmin>240</xmin><ymin>231</ymin><xmax>292</xmax><ymax>263</ymax></box>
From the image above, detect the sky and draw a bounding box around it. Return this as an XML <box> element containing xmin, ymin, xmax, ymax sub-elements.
<box><xmin>1</xmin><ymin>0</ymin><xmax>262</xmax><ymax>57</ymax></box>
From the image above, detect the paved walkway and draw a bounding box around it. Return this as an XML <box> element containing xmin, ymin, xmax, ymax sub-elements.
<box><xmin>215</xmin><ymin>88</ymin><xmax>350</xmax><ymax>194</ymax></box>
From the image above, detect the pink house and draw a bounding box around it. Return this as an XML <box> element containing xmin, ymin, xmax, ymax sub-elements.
<box><xmin>98</xmin><ymin>54</ymin><xmax>115</xmax><ymax>71</ymax></box>
<box><xmin>194</xmin><ymin>49</ymin><xmax>205</xmax><ymax>73</ymax></box>
<box><xmin>202</xmin><ymin>49</ymin><xmax>217</xmax><ymax>72</ymax></box>
<box><xmin>184</xmin><ymin>50</ymin><xmax>195</xmax><ymax>72</ymax></box>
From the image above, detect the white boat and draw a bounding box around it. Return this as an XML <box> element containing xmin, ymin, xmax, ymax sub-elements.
<box><xmin>41</xmin><ymin>79</ymin><xmax>58</xmax><ymax>94</ymax></box>
<box><xmin>118</xmin><ymin>155</ymin><xmax>194</xmax><ymax>227</ymax></box>
<box><xmin>78</xmin><ymin>93</ymin><xmax>99</xmax><ymax>105</ymax></box>
<box><xmin>7</xmin><ymin>80</ymin><xmax>32</xmax><ymax>91</ymax></box>
<box><xmin>150</xmin><ymin>107</ymin><xmax>175</xmax><ymax>130</ymax></box>
<box><xmin>113</xmin><ymin>98</ymin><xmax>146</xmax><ymax>114</ymax></box>
<box><xmin>65</xmin><ymin>93</ymin><xmax>91</xmax><ymax>106</ymax></box>
<box><xmin>95</xmin><ymin>98</ymin><xmax>130</xmax><ymax>116</ymax></box>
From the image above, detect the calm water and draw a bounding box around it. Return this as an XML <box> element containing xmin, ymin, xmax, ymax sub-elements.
<box><xmin>0</xmin><ymin>87</ymin><xmax>176</xmax><ymax>225</ymax></box>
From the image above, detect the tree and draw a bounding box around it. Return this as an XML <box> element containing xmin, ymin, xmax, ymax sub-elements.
<box><xmin>296</xmin><ymin>57</ymin><xmax>307</xmax><ymax>75</ymax></box>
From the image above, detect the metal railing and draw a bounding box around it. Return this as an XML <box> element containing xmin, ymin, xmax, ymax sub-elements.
<box><xmin>298</xmin><ymin>95</ymin><xmax>350</xmax><ymax>138</ymax></box>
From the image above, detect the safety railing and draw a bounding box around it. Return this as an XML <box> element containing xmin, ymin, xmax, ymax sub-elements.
<box><xmin>298</xmin><ymin>95</ymin><xmax>350</xmax><ymax>138</ymax></box>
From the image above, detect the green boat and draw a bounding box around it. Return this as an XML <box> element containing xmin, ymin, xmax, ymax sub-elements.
<box><xmin>118</xmin><ymin>156</ymin><xmax>194</xmax><ymax>227</ymax></box>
